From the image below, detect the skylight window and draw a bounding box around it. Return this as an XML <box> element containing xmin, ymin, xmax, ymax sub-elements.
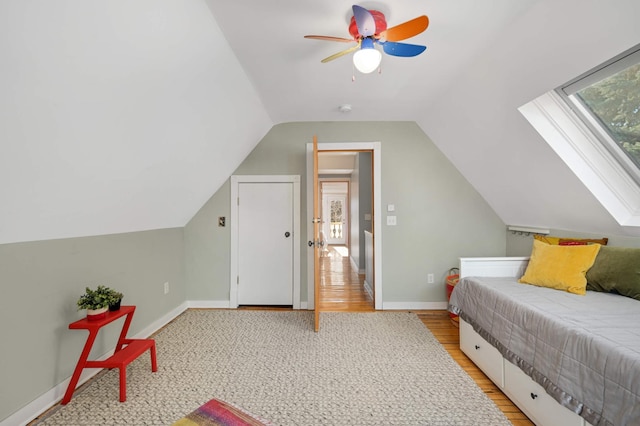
<box><xmin>557</xmin><ymin>45</ymin><xmax>640</xmax><ymax>184</ymax></box>
<box><xmin>519</xmin><ymin>44</ymin><xmax>640</xmax><ymax>227</ymax></box>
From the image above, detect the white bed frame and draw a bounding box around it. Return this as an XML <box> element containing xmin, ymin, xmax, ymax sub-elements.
<box><xmin>458</xmin><ymin>257</ymin><xmax>593</xmax><ymax>426</ymax></box>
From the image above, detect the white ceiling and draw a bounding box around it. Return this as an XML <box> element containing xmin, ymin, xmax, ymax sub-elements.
<box><xmin>2</xmin><ymin>0</ymin><xmax>640</xmax><ymax>244</ymax></box>
<box><xmin>204</xmin><ymin>0</ymin><xmax>536</xmax><ymax>123</ymax></box>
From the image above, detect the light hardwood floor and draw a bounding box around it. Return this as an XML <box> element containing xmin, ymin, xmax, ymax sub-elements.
<box><xmin>416</xmin><ymin>311</ymin><xmax>534</xmax><ymax>426</ymax></box>
<box><xmin>317</xmin><ymin>245</ymin><xmax>534</xmax><ymax>426</ymax></box>
<box><xmin>318</xmin><ymin>245</ymin><xmax>374</xmax><ymax>312</ymax></box>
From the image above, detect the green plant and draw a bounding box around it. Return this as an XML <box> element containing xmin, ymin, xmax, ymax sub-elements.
<box><xmin>76</xmin><ymin>286</ymin><xmax>109</xmax><ymax>310</ymax></box>
<box><xmin>76</xmin><ymin>285</ymin><xmax>123</xmax><ymax>310</ymax></box>
<box><xmin>104</xmin><ymin>288</ymin><xmax>124</xmax><ymax>306</ymax></box>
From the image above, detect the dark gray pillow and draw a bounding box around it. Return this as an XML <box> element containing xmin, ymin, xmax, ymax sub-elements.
<box><xmin>586</xmin><ymin>246</ymin><xmax>640</xmax><ymax>300</ymax></box>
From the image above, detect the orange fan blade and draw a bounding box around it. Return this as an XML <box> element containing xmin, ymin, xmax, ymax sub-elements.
<box><xmin>304</xmin><ymin>35</ymin><xmax>355</xmax><ymax>43</ymax></box>
<box><xmin>321</xmin><ymin>41</ymin><xmax>361</xmax><ymax>63</ymax></box>
<box><xmin>380</xmin><ymin>15</ymin><xmax>429</xmax><ymax>42</ymax></box>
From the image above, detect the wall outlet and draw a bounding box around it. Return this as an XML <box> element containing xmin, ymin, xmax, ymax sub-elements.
<box><xmin>386</xmin><ymin>216</ymin><xmax>397</xmax><ymax>226</ymax></box>
<box><xmin>427</xmin><ymin>273</ymin><xmax>434</xmax><ymax>284</ymax></box>
<box><xmin>164</xmin><ymin>282</ymin><xmax>169</xmax><ymax>294</ymax></box>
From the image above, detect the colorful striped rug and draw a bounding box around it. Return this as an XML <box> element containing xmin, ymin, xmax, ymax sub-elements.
<box><xmin>172</xmin><ymin>398</ymin><xmax>272</xmax><ymax>426</ymax></box>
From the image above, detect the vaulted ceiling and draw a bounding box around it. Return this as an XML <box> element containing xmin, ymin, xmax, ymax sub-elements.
<box><xmin>1</xmin><ymin>0</ymin><xmax>639</xmax><ymax>244</ymax></box>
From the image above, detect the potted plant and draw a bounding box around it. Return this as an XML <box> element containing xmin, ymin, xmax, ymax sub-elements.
<box><xmin>76</xmin><ymin>286</ymin><xmax>110</xmax><ymax>320</ymax></box>
<box><xmin>104</xmin><ymin>288</ymin><xmax>124</xmax><ymax>311</ymax></box>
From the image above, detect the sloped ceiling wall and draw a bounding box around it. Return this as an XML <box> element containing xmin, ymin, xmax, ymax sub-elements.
<box><xmin>0</xmin><ymin>0</ymin><xmax>272</xmax><ymax>244</ymax></box>
<box><xmin>419</xmin><ymin>0</ymin><xmax>640</xmax><ymax>237</ymax></box>
<box><xmin>2</xmin><ymin>0</ymin><xmax>640</xmax><ymax>245</ymax></box>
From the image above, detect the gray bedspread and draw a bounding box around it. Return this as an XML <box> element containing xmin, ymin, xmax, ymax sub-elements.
<box><xmin>449</xmin><ymin>276</ymin><xmax>640</xmax><ymax>426</ymax></box>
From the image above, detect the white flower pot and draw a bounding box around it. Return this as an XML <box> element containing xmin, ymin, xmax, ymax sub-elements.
<box><xmin>86</xmin><ymin>306</ymin><xmax>109</xmax><ymax>321</ymax></box>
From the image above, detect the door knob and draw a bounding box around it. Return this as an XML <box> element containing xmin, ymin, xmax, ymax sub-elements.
<box><xmin>285</xmin><ymin>231</ymin><xmax>291</xmax><ymax>238</ymax></box>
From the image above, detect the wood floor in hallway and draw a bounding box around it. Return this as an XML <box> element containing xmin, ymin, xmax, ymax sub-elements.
<box><xmin>318</xmin><ymin>245</ymin><xmax>374</xmax><ymax>312</ymax></box>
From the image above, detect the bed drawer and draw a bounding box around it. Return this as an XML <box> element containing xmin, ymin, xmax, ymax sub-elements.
<box><xmin>459</xmin><ymin>319</ymin><xmax>504</xmax><ymax>387</ymax></box>
<box><xmin>504</xmin><ymin>360</ymin><xmax>584</xmax><ymax>426</ymax></box>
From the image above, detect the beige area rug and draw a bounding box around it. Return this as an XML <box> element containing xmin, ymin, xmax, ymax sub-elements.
<box><xmin>33</xmin><ymin>310</ymin><xmax>511</xmax><ymax>425</ymax></box>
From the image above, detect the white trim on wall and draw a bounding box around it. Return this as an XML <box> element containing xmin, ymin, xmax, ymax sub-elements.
<box><xmin>187</xmin><ymin>300</ymin><xmax>231</xmax><ymax>309</ymax></box>
<box><xmin>306</xmin><ymin>142</ymin><xmax>382</xmax><ymax>310</ymax></box>
<box><xmin>229</xmin><ymin>175</ymin><xmax>301</xmax><ymax>309</ymax></box>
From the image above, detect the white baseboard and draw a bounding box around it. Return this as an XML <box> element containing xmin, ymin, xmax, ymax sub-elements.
<box><xmin>185</xmin><ymin>300</ymin><xmax>308</xmax><ymax>310</ymax></box>
<box><xmin>3</xmin><ymin>303</ymin><xmax>189</xmax><ymax>426</ymax></box>
<box><xmin>382</xmin><ymin>301</ymin><xmax>448</xmax><ymax>310</ymax></box>
<box><xmin>186</xmin><ymin>300</ymin><xmax>231</xmax><ymax>309</ymax></box>
<box><xmin>183</xmin><ymin>299</ymin><xmax>447</xmax><ymax>313</ymax></box>
<box><xmin>133</xmin><ymin>302</ymin><xmax>189</xmax><ymax>338</ymax></box>
<box><xmin>363</xmin><ymin>280</ymin><xmax>373</xmax><ymax>299</ymax></box>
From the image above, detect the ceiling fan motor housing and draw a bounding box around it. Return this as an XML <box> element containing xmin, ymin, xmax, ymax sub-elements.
<box><xmin>349</xmin><ymin>10</ymin><xmax>387</xmax><ymax>39</ymax></box>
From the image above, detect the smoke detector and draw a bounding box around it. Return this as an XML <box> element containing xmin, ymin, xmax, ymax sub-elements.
<box><xmin>338</xmin><ymin>104</ymin><xmax>352</xmax><ymax>113</ymax></box>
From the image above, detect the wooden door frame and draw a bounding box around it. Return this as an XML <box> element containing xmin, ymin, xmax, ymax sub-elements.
<box><xmin>313</xmin><ymin>137</ymin><xmax>320</xmax><ymax>330</ymax></box>
<box><xmin>230</xmin><ymin>175</ymin><xmax>301</xmax><ymax>309</ymax></box>
<box><xmin>306</xmin><ymin>142</ymin><xmax>382</xmax><ymax>310</ymax></box>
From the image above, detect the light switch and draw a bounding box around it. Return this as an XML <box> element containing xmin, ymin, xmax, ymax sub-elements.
<box><xmin>364</xmin><ymin>213</ymin><xmax>371</xmax><ymax>221</ymax></box>
<box><xmin>387</xmin><ymin>216</ymin><xmax>397</xmax><ymax>226</ymax></box>
<box><xmin>387</xmin><ymin>204</ymin><xmax>395</xmax><ymax>212</ymax></box>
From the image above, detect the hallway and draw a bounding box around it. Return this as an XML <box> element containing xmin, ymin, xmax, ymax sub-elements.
<box><xmin>318</xmin><ymin>245</ymin><xmax>374</xmax><ymax>312</ymax></box>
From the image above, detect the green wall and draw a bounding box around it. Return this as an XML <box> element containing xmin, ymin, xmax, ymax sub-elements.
<box><xmin>184</xmin><ymin>181</ymin><xmax>231</xmax><ymax>301</ymax></box>
<box><xmin>0</xmin><ymin>228</ymin><xmax>184</xmax><ymax>422</ymax></box>
<box><xmin>185</xmin><ymin>121</ymin><xmax>507</xmax><ymax>305</ymax></box>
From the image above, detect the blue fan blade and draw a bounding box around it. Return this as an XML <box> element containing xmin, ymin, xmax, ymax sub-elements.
<box><xmin>352</xmin><ymin>5</ymin><xmax>376</xmax><ymax>37</ymax></box>
<box><xmin>382</xmin><ymin>41</ymin><xmax>427</xmax><ymax>57</ymax></box>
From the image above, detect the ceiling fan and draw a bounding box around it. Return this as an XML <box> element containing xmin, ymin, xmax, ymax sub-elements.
<box><xmin>304</xmin><ymin>5</ymin><xmax>429</xmax><ymax>74</ymax></box>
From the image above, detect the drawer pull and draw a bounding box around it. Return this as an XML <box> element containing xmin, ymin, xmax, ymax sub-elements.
<box><xmin>474</xmin><ymin>345</ymin><xmax>480</xmax><ymax>350</ymax></box>
<box><xmin>530</xmin><ymin>392</ymin><xmax>538</xmax><ymax>400</ymax></box>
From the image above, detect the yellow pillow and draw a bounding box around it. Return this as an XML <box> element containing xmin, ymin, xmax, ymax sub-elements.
<box><xmin>518</xmin><ymin>239</ymin><xmax>601</xmax><ymax>295</ymax></box>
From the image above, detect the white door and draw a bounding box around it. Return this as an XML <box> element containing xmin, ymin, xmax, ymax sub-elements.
<box><xmin>238</xmin><ymin>182</ymin><xmax>294</xmax><ymax>305</ymax></box>
<box><xmin>324</xmin><ymin>193</ymin><xmax>347</xmax><ymax>245</ymax></box>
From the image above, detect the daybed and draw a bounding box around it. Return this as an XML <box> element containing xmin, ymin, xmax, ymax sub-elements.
<box><xmin>449</xmin><ymin>242</ymin><xmax>640</xmax><ymax>426</ymax></box>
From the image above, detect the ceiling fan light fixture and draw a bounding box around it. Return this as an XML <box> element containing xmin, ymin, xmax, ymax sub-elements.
<box><xmin>305</xmin><ymin>7</ymin><xmax>428</xmax><ymax>72</ymax></box>
<box><xmin>353</xmin><ymin>38</ymin><xmax>381</xmax><ymax>74</ymax></box>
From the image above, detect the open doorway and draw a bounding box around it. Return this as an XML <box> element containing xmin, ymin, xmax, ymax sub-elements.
<box><xmin>306</xmin><ymin>142</ymin><xmax>381</xmax><ymax>311</ymax></box>
<box><xmin>318</xmin><ymin>178</ymin><xmax>371</xmax><ymax>311</ymax></box>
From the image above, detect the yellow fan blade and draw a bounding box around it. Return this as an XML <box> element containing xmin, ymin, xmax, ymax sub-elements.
<box><xmin>321</xmin><ymin>42</ymin><xmax>361</xmax><ymax>63</ymax></box>
<box><xmin>380</xmin><ymin>15</ymin><xmax>429</xmax><ymax>42</ymax></box>
<box><xmin>304</xmin><ymin>35</ymin><xmax>355</xmax><ymax>43</ymax></box>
